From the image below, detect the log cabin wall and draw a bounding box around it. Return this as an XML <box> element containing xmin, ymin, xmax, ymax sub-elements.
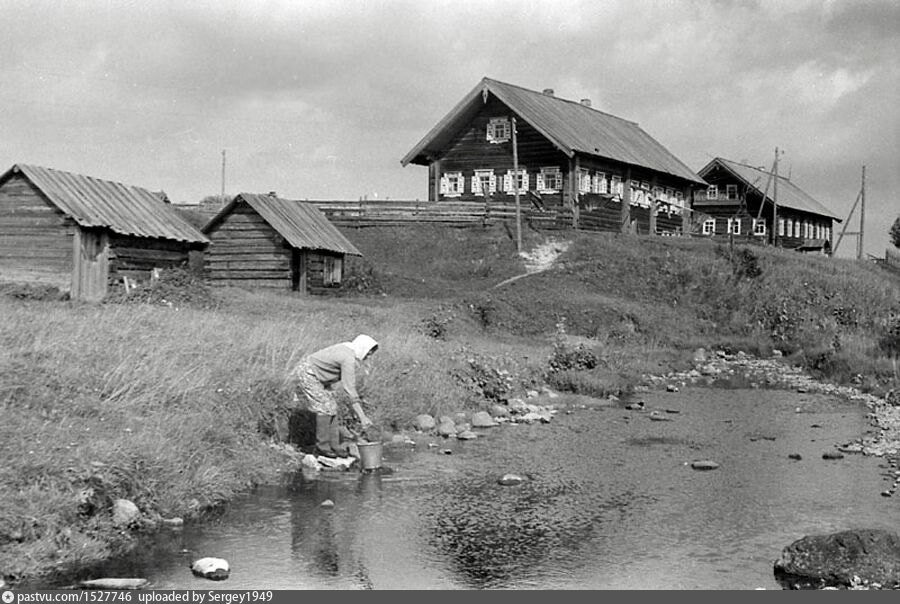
<box><xmin>0</xmin><ymin>173</ymin><xmax>74</xmax><ymax>288</ymax></box>
<box><xmin>433</xmin><ymin>96</ymin><xmax>691</xmax><ymax>234</ymax></box>
<box><xmin>203</xmin><ymin>200</ymin><xmax>293</xmax><ymax>289</ymax></box>
<box><xmin>108</xmin><ymin>234</ymin><xmax>196</xmax><ymax>282</ymax></box>
<box><xmin>305</xmin><ymin>250</ymin><xmax>343</xmax><ymax>295</ymax></box>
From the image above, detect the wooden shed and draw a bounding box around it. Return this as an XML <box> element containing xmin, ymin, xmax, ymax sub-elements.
<box><xmin>0</xmin><ymin>163</ymin><xmax>209</xmax><ymax>301</ymax></box>
<box><xmin>201</xmin><ymin>192</ymin><xmax>362</xmax><ymax>294</ymax></box>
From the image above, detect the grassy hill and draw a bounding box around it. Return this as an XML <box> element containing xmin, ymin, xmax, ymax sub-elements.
<box><xmin>1</xmin><ymin>222</ymin><xmax>898</xmax><ymax>585</ymax></box>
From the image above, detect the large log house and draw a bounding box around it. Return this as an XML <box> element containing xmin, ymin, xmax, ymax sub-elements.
<box><xmin>401</xmin><ymin>77</ymin><xmax>707</xmax><ymax>235</ymax></box>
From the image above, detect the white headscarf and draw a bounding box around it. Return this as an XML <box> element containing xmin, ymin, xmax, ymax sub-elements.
<box><xmin>347</xmin><ymin>334</ymin><xmax>379</xmax><ymax>360</ymax></box>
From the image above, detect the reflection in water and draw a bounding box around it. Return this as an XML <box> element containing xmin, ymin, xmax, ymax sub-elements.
<box><xmin>419</xmin><ymin>451</ymin><xmax>652</xmax><ymax>588</ymax></box>
<box><xmin>288</xmin><ymin>473</ymin><xmax>379</xmax><ymax>589</ymax></box>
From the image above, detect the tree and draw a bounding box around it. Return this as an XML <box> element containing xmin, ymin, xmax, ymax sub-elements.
<box><xmin>891</xmin><ymin>216</ymin><xmax>900</xmax><ymax>249</ymax></box>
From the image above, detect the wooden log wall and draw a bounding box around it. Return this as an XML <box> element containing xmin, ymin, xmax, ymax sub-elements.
<box><xmin>0</xmin><ymin>174</ymin><xmax>74</xmax><ymax>287</ymax></box>
<box><xmin>108</xmin><ymin>234</ymin><xmax>195</xmax><ymax>282</ymax></box>
<box><xmin>204</xmin><ymin>202</ymin><xmax>293</xmax><ymax>288</ymax></box>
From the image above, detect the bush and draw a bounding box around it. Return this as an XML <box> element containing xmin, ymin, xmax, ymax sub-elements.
<box><xmin>879</xmin><ymin>316</ymin><xmax>900</xmax><ymax>357</ymax></box>
<box><xmin>547</xmin><ymin>319</ymin><xmax>600</xmax><ymax>373</ymax></box>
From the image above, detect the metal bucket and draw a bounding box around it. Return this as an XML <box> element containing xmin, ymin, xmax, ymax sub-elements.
<box><xmin>357</xmin><ymin>442</ymin><xmax>383</xmax><ymax>470</ymax></box>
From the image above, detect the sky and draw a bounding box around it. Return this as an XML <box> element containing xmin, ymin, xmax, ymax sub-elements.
<box><xmin>0</xmin><ymin>0</ymin><xmax>896</xmax><ymax>258</ymax></box>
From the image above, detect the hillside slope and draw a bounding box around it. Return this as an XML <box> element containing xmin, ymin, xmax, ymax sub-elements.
<box><xmin>342</xmin><ymin>225</ymin><xmax>900</xmax><ymax>394</ymax></box>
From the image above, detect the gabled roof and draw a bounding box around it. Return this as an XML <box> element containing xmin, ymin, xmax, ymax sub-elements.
<box><xmin>203</xmin><ymin>193</ymin><xmax>362</xmax><ymax>256</ymax></box>
<box><xmin>698</xmin><ymin>158</ymin><xmax>841</xmax><ymax>221</ymax></box>
<box><xmin>0</xmin><ymin>163</ymin><xmax>209</xmax><ymax>243</ymax></box>
<box><xmin>402</xmin><ymin>77</ymin><xmax>706</xmax><ymax>186</ymax></box>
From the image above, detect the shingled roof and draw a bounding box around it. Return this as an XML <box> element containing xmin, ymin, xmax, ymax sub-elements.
<box><xmin>699</xmin><ymin>158</ymin><xmax>841</xmax><ymax>221</ymax></box>
<box><xmin>203</xmin><ymin>193</ymin><xmax>362</xmax><ymax>256</ymax></box>
<box><xmin>0</xmin><ymin>163</ymin><xmax>209</xmax><ymax>243</ymax></box>
<box><xmin>402</xmin><ymin>77</ymin><xmax>706</xmax><ymax>186</ymax></box>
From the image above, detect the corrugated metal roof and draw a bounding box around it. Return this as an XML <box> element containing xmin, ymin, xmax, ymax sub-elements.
<box><xmin>1</xmin><ymin>164</ymin><xmax>209</xmax><ymax>243</ymax></box>
<box><xmin>402</xmin><ymin>77</ymin><xmax>706</xmax><ymax>186</ymax></box>
<box><xmin>701</xmin><ymin>158</ymin><xmax>841</xmax><ymax>221</ymax></box>
<box><xmin>205</xmin><ymin>193</ymin><xmax>362</xmax><ymax>256</ymax></box>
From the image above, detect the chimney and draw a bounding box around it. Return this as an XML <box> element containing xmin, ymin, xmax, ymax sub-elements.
<box><xmin>542</xmin><ymin>88</ymin><xmax>555</xmax><ymax>96</ymax></box>
<box><xmin>580</xmin><ymin>98</ymin><xmax>592</xmax><ymax>107</ymax></box>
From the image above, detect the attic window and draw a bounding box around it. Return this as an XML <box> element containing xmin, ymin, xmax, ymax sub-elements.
<box><xmin>726</xmin><ymin>184</ymin><xmax>738</xmax><ymax>200</ymax></box>
<box><xmin>486</xmin><ymin>118</ymin><xmax>511</xmax><ymax>143</ymax></box>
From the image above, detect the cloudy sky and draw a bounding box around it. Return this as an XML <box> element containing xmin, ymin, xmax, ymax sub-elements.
<box><xmin>1</xmin><ymin>0</ymin><xmax>896</xmax><ymax>257</ymax></box>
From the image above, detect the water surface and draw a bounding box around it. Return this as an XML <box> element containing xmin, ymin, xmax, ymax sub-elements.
<box><xmin>67</xmin><ymin>387</ymin><xmax>900</xmax><ymax>589</ymax></box>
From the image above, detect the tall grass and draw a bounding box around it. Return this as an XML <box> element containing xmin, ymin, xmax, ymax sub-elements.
<box><xmin>0</xmin><ymin>287</ymin><xmax>551</xmax><ymax>582</ymax></box>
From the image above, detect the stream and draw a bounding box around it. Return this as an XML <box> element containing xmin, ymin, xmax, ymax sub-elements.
<box><xmin>52</xmin><ymin>386</ymin><xmax>900</xmax><ymax>589</ymax></box>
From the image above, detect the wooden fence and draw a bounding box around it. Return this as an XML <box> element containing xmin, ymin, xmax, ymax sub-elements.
<box><xmin>311</xmin><ymin>199</ymin><xmax>696</xmax><ymax>236</ymax></box>
<box><xmin>887</xmin><ymin>247</ymin><xmax>900</xmax><ymax>270</ymax></box>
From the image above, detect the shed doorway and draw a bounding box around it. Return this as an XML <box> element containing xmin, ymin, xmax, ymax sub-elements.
<box><xmin>71</xmin><ymin>229</ymin><xmax>109</xmax><ymax>302</ymax></box>
<box><xmin>291</xmin><ymin>249</ymin><xmax>307</xmax><ymax>293</ymax></box>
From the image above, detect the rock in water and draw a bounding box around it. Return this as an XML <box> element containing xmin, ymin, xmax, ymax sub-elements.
<box><xmin>79</xmin><ymin>578</ymin><xmax>148</xmax><ymax>590</ymax></box>
<box><xmin>498</xmin><ymin>473</ymin><xmax>525</xmax><ymax>486</ymax></box>
<box><xmin>690</xmin><ymin>460</ymin><xmax>719</xmax><ymax>471</ymax></box>
<box><xmin>774</xmin><ymin>529</ymin><xmax>900</xmax><ymax>589</ymax></box>
<box><xmin>191</xmin><ymin>557</ymin><xmax>230</xmax><ymax>581</ymax></box>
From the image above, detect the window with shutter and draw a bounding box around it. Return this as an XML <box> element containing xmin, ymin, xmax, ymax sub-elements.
<box><xmin>473</xmin><ymin>169</ymin><xmax>496</xmax><ymax>196</ymax></box>
<box><xmin>441</xmin><ymin>172</ymin><xmax>463</xmax><ymax>197</ymax></box>
<box><xmin>486</xmin><ymin>118</ymin><xmax>511</xmax><ymax>143</ymax></box>
<box><xmin>504</xmin><ymin>169</ymin><xmax>528</xmax><ymax>194</ymax></box>
<box><xmin>538</xmin><ymin>167</ymin><xmax>561</xmax><ymax>193</ymax></box>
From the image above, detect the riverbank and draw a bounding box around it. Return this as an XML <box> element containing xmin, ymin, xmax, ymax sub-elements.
<box><xmin>3</xmin><ymin>228</ymin><xmax>899</xmax><ymax>588</ymax></box>
<box><xmin>649</xmin><ymin>348</ymin><xmax>900</xmax><ymax>466</ymax></box>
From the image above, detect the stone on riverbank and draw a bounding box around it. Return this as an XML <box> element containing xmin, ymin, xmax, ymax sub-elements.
<box><xmin>649</xmin><ymin>411</ymin><xmax>672</xmax><ymax>422</ymax></box>
<box><xmin>456</xmin><ymin>430</ymin><xmax>477</xmax><ymax>440</ymax></box>
<box><xmin>471</xmin><ymin>411</ymin><xmax>497</xmax><ymax>428</ymax></box>
<box><xmin>437</xmin><ymin>417</ymin><xmax>457</xmax><ymax>437</ymax></box>
<box><xmin>414</xmin><ymin>414</ymin><xmax>436</xmax><ymax>432</ymax></box>
<box><xmin>80</xmin><ymin>578</ymin><xmax>148</xmax><ymax>590</ymax></box>
<box><xmin>774</xmin><ymin>529</ymin><xmax>900</xmax><ymax>589</ymax></box>
<box><xmin>191</xmin><ymin>557</ymin><xmax>230</xmax><ymax>581</ymax></box>
<box><xmin>490</xmin><ymin>404</ymin><xmax>510</xmax><ymax>418</ymax></box>
<box><xmin>112</xmin><ymin>498</ymin><xmax>140</xmax><ymax>527</ymax></box>
<box><xmin>822</xmin><ymin>451</ymin><xmax>845</xmax><ymax>460</ymax></box>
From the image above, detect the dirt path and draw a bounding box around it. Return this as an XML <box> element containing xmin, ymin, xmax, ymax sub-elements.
<box><xmin>492</xmin><ymin>238</ymin><xmax>571</xmax><ymax>289</ymax></box>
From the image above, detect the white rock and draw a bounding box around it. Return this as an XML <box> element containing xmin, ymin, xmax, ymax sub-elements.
<box><xmin>112</xmin><ymin>498</ymin><xmax>140</xmax><ymax>527</ymax></box>
<box><xmin>191</xmin><ymin>557</ymin><xmax>230</xmax><ymax>581</ymax></box>
<box><xmin>301</xmin><ymin>454</ymin><xmax>321</xmax><ymax>470</ymax></box>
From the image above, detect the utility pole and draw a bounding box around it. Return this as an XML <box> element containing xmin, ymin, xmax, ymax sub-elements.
<box><xmin>511</xmin><ymin>117</ymin><xmax>522</xmax><ymax>253</ymax></box>
<box><xmin>858</xmin><ymin>165</ymin><xmax>866</xmax><ymax>260</ymax></box>
<box><xmin>221</xmin><ymin>150</ymin><xmax>226</xmax><ymax>203</ymax></box>
<box><xmin>772</xmin><ymin>147</ymin><xmax>779</xmax><ymax>247</ymax></box>
<box><xmin>833</xmin><ymin>166</ymin><xmax>866</xmax><ymax>257</ymax></box>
